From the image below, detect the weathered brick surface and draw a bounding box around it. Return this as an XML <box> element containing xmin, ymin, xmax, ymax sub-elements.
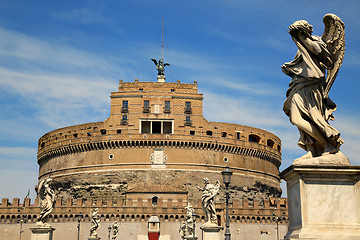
<box><xmin>36</xmin><ymin>80</ymin><xmax>282</xmax><ymax>201</ymax></box>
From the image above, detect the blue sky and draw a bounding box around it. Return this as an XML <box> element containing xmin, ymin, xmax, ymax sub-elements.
<box><xmin>0</xmin><ymin>0</ymin><xmax>359</xmax><ymax>200</ymax></box>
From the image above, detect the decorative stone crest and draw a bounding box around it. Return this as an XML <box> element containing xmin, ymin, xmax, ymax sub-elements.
<box><xmin>151</xmin><ymin>149</ymin><xmax>167</xmax><ymax>166</ymax></box>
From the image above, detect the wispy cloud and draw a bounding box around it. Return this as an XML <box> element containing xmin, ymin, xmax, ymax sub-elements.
<box><xmin>52</xmin><ymin>6</ymin><xmax>111</xmax><ymax>25</ymax></box>
<box><xmin>0</xmin><ymin>27</ymin><xmax>129</xmax><ymax>75</ymax></box>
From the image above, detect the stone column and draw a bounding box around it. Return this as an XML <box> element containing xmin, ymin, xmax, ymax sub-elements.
<box><xmin>30</xmin><ymin>227</ymin><xmax>55</xmax><ymax>240</ymax></box>
<box><xmin>280</xmin><ymin>165</ymin><xmax>360</xmax><ymax>240</ymax></box>
<box><xmin>200</xmin><ymin>225</ymin><xmax>223</xmax><ymax>240</ymax></box>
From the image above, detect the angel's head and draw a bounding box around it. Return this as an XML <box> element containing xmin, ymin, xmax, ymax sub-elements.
<box><xmin>203</xmin><ymin>178</ymin><xmax>210</xmax><ymax>184</ymax></box>
<box><xmin>289</xmin><ymin>20</ymin><xmax>313</xmax><ymax>35</ymax></box>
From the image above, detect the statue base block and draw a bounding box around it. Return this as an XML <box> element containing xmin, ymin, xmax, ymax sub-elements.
<box><xmin>280</xmin><ymin>165</ymin><xmax>360</xmax><ymax>240</ymax></box>
<box><xmin>30</xmin><ymin>227</ymin><xmax>55</xmax><ymax>240</ymax></box>
<box><xmin>157</xmin><ymin>75</ymin><xmax>165</xmax><ymax>83</ymax></box>
<box><xmin>184</xmin><ymin>235</ymin><xmax>198</xmax><ymax>240</ymax></box>
<box><xmin>200</xmin><ymin>225</ymin><xmax>223</xmax><ymax>240</ymax></box>
<box><xmin>88</xmin><ymin>237</ymin><xmax>101</xmax><ymax>240</ymax></box>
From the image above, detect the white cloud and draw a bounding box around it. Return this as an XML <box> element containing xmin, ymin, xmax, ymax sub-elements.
<box><xmin>52</xmin><ymin>7</ymin><xmax>111</xmax><ymax>25</ymax></box>
<box><xmin>0</xmin><ymin>27</ymin><xmax>129</xmax><ymax>75</ymax></box>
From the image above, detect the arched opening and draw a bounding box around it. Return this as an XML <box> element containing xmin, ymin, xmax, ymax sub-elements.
<box><xmin>152</xmin><ymin>196</ymin><xmax>158</xmax><ymax>206</ymax></box>
<box><xmin>249</xmin><ymin>134</ymin><xmax>261</xmax><ymax>143</ymax></box>
<box><xmin>267</xmin><ymin>139</ymin><xmax>274</xmax><ymax>148</ymax></box>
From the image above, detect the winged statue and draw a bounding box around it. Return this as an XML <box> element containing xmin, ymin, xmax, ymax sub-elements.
<box><xmin>36</xmin><ymin>179</ymin><xmax>55</xmax><ymax>227</ymax></box>
<box><xmin>151</xmin><ymin>58</ymin><xmax>170</xmax><ymax>76</ymax></box>
<box><xmin>282</xmin><ymin>13</ymin><xmax>345</xmax><ymax>162</ymax></box>
<box><xmin>197</xmin><ymin>178</ymin><xmax>220</xmax><ymax>226</ymax></box>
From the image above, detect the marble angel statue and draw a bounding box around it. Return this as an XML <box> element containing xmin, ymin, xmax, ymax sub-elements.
<box><xmin>198</xmin><ymin>178</ymin><xmax>220</xmax><ymax>226</ymax></box>
<box><xmin>36</xmin><ymin>179</ymin><xmax>55</xmax><ymax>227</ymax></box>
<box><xmin>112</xmin><ymin>221</ymin><xmax>119</xmax><ymax>240</ymax></box>
<box><xmin>282</xmin><ymin>13</ymin><xmax>347</xmax><ymax>163</ymax></box>
<box><xmin>90</xmin><ymin>208</ymin><xmax>101</xmax><ymax>238</ymax></box>
<box><xmin>179</xmin><ymin>203</ymin><xmax>196</xmax><ymax>239</ymax></box>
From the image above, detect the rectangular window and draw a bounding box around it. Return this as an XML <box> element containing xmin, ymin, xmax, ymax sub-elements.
<box><xmin>140</xmin><ymin>120</ymin><xmax>173</xmax><ymax>134</ymax></box>
<box><xmin>164</xmin><ymin>101</ymin><xmax>171</xmax><ymax>113</ymax></box>
<box><xmin>185</xmin><ymin>101</ymin><xmax>192</xmax><ymax>114</ymax></box>
<box><xmin>163</xmin><ymin>122</ymin><xmax>172</xmax><ymax>134</ymax></box>
<box><xmin>141</xmin><ymin>121</ymin><xmax>150</xmax><ymax>133</ymax></box>
<box><xmin>237</xmin><ymin>132</ymin><xmax>240</xmax><ymax>140</ymax></box>
<box><xmin>143</xmin><ymin>100</ymin><xmax>150</xmax><ymax>113</ymax></box>
<box><xmin>165</xmin><ymin>101</ymin><xmax>170</xmax><ymax>109</ymax></box>
<box><xmin>152</xmin><ymin>121</ymin><xmax>161</xmax><ymax>134</ymax></box>
<box><xmin>185</xmin><ymin>116</ymin><xmax>192</xmax><ymax>126</ymax></box>
<box><xmin>122</xmin><ymin>100</ymin><xmax>128</xmax><ymax>108</ymax></box>
<box><xmin>122</xmin><ymin>100</ymin><xmax>129</xmax><ymax>113</ymax></box>
<box><xmin>121</xmin><ymin>115</ymin><xmax>128</xmax><ymax>125</ymax></box>
<box><xmin>144</xmin><ymin>100</ymin><xmax>149</xmax><ymax>109</ymax></box>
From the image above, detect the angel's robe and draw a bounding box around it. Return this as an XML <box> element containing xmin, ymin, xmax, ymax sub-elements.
<box><xmin>282</xmin><ymin>35</ymin><xmax>343</xmax><ymax>150</ymax></box>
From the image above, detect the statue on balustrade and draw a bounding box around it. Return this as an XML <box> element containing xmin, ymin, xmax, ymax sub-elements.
<box><xmin>36</xmin><ymin>179</ymin><xmax>55</xmax><ymax>227</ymax></box>
<box><xmin>198</xmin><ymin>178</ymin><xmax>220</xmax><ymax>226</ymax></box>
<box><xmin>112</xmin><ymin>221</ymin><xmax>119</xmax><ymax>240</ymax></box>
<box><xmin>90</xmin><ymin>208</ymin><xmax>101</xmax><ymax>238</ymax></box>
<box><xmin>282</xmin><ymin>13</ymin><xmax>349</xmax><ymax>165</ymax></box>
<box><xmin>179</xmin><ymin>203</ymin><xmax>197</xmax><ymax>239</ymax></box>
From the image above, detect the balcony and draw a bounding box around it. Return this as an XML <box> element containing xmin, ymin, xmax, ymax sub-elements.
<box><xmin>143</xmin><ymin>107</ymin><xmax>151</xmax><ymax>113</ymax></box>
<box><xmin>184</xmin><ymin>120</ymin><xmax>192</xmax><ymax>126</ymax></box>
<box><xmin>121</xmin><ymin>107</ymin><xmax>129</xmax><ymax>113</ymax></box>
<box><xmin>163</xmin><ymin>107</ymin><xmax>171</xmax><ymax>114</ymax></box>
<box><xmin>121</xmin><ymin>119</ymin><xmax>128</xmax><ymax>125</ymax></box>
<box><xmin>184</xmin><ymin>107</ymin><xmax>192</xmax><ymax>114</ymax></box>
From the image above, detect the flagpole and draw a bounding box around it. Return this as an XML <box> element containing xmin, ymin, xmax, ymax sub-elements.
<box><xmin>161</xmin><ymin>18</ymin><xmax>164</xmax><ymax>61</ymax></box>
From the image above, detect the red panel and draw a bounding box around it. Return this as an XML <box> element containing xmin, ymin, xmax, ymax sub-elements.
<box><xmin>148</xmin><ymin>232</ymin><xmax>160</xmax><ymax>240</ymax></box>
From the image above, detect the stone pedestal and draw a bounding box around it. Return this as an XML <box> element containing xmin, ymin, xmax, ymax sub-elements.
<box><xmin>200</xmin><ymin>225</ymin><xmax>223</xmax><ymax>240</ymax></box>
<box><xmin>157</xmin><ymin>75</ymin><xmax>165</xmax><ymax>83</ymax></box>
<box><xmin>280</xmin><ymin>165</ymin><xmax>360</xmax><ymax>240</ymax></box>
<box><xmin>88</xmin><ymin>237</ymin><xmax>101</xmax><ymax>240</ymax></box>
<box><xmin>184</xmin><ymin>235</ymin><xmax>198</xmax><ymax>240</ymax></box>
<box><xmin>30</xmin><ymin>227</ymin><xmax>55</xmax><ymax>240</ymax></box>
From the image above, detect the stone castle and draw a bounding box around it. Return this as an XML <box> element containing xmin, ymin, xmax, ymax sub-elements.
<box><xmin>0</xmin><ymin>78</ymin><xmax>288</xmax><ymax>239</ymax></box>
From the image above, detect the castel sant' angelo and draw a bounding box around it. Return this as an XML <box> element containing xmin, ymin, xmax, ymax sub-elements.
<box><xmin>0</xmin><ymin>63</ymin><xmax>288</xmax><ymax>239</ymax></box>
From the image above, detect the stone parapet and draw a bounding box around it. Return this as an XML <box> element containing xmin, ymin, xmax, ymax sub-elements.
<box><xmin>0</xmin><ymin>197</ymin><xmax>288</xmax><ymax>225</ymax></box>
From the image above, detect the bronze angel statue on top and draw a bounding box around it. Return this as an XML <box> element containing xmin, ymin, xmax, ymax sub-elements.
<box><xmin>151</xmin><ymin>58</ymin><xmax>170</xmax><ymax>76</ymax></box>
<box><xmin>282</xmin><ymin>14</ymin><xmax>348</xmax><ymax>164</ymax></box>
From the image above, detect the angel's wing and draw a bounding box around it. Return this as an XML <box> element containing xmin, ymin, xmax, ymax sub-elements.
<box><xmin>164</xmin><ymin>63</ymin><xmax>170</xmax><ymax>66</ymax></box>
<box><xmin>37</xmin><ymin>179</ymin><xmax>45</xmax><ymax>198</ymax></box>
<box><xmin>214</xmin><ymin>180</ymin><xmax>220</xmax><ymax>193</ymax></box>
<box><xmin>151</xmin><ymin>58</ymin><xmax>158</xmax><ymax>66</ymax></box>
<box><xmin>321</xmin><ymin>13</ymin><xmax>345</xmax><ymax>98</ymax></box>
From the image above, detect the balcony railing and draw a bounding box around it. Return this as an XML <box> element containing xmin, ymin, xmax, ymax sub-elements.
<box><xmin>184</xmin><ymin>107</ymin><xmax>192</xmax><ymax>114</ymax></box>
<box><xmin>121</xmin><ymin>107</ymin><xmax>129</xmax><ymax>113</ymax></box>
<box><xmin>143</xmin><ymin>107</ymin><xmax>151</xmax><ymax>113</ymax></box>
<box><xmin>163</xmin><ymin>107</ymin><xmax>171</xmax><ymax>114</ymax></box>
<box><xmin>121</xmin><ymin>119</ymin><xmax>128</xmax><ymax>125</ymax></box>
<box><xmin>184</xmin><ymin>120</ymin><xmax>192</xmax><ymax>126</ymax></box>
